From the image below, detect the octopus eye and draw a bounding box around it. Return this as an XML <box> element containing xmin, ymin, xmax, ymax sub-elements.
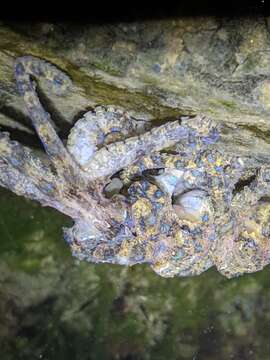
<box><xmin>172</xmin><ymin>189</ymin><xmax>213</xmax><ymax>223</ymax></box>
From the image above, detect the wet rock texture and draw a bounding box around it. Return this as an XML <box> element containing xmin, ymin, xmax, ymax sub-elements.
<box><xmin>1</xmin><ymin>19</ymin><xmax>270</xmax><ymax>159</ymax></box>
<box><xmin>1</xmin><ymin>18</ymin><xmax>270</xmax><ymax>359</ymax></box>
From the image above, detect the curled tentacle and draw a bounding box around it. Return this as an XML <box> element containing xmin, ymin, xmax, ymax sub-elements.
<box><xmin>67</xmin><ymin>106</ymin><xmax>150</xmax><ymax>168</ymax></box>
<box><xmin>69</xmin><ymin>118</ymin><xmax>189</xmax><ymax>180</ymax></box>
<box><xmin>14</xmin><ymin>56</ymin><xmax>192</xmax><ymax>185</ymax></box>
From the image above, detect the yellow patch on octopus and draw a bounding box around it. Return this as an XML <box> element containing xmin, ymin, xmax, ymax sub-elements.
<box><xmin>144</xmin><ymin>242</ymin><xmax>156</xmax><ymax>261</ymax></box>
<box><xmin>243</xmin><ymin>220</ymin><xmax>262</xmax><ymax>239</ymax></box>
<box><xmin>146</xmin><ymin>185</ymin><xmax>166</xmax><ymax>205</ymax></box>
<box><xmin>145</xmin><ymin>225</ymin><xmax>159</xmax><ymax>238</ymax></box>
<box><xmin>164</xmin><ymin>156</ymin><xmax>178</xmax><ymax>168</ymax></box>
<box><xmin>151</xmin><ymin>258</ymin><xmax>171</xmax><ymax>272</ymax></box>
<box><xmin>174</xmin><ymin>231</ymin><xmax>185</xmax><ymax>247</ymax></box>
<box><xmin>71</xmin><ymin>242</ymin><xmax>82</xmax><ymax>254</ymax></box>
<box><xmin>118</xmin><ymin>239</ymin><xmax>134</xmax><ymax>258</ymax></box>
<box><xmin>215</xmin><ymin>158</ymin><xmax>223</xmax><ymax>167</ymax></box>
<box><xmin>187</xmin><ymin>160</ymin><xmax>197</xmax><ymax>169</ymax></box>
<box><xmin>142</xmin><ymin>156</ymin><xmax>156</xmax><ymax>168</ymax></box>
<box><xmin>256</xmin><ymin>203</ymin><xmax>270</xmax><ymax>223</ymax></box>
<box><xmin>131</xmin><ymin>198</ymin><xmax>153</xmax><ymax>218</ymax></box>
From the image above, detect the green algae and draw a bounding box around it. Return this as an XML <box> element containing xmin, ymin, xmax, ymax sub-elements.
<box><xmin>1</xmin><ymin>188</ymin><xmax>270</xmax><ymax>359</ymax></box>
<box><xmin>1</xmin><ymin>19</ymin><xmax>270</xmax><ymax>360</ymax></box>
<box><xmin>238</xmin><ymin>124</ymin><xmax>270</xmax><ymax>142</ymax></box>
<box><xmin>0</xmin><ymin>188</ymin><xmax>71</xmax><ymax>273</ymax></box>
<box><xmin>208</xmin><ymin>98</ymin><xmax>238</xmax><ymax>113</ymax></box>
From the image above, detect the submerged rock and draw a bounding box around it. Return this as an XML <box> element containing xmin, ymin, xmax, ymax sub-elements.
<box><xmin>1</xmin><ymin>18</ymin><xmax>270</xmax><ymax>359</ymax></box>
<box><xmin>1</xmin><ymin>55</ymin><xmax>270</xmax><ymax>279</ymax></box>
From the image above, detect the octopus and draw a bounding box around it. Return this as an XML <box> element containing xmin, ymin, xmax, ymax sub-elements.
<box><xmin>0</xmin><ymin>55</ymin><xmax>270</xmax><ymax>278</ymax></box>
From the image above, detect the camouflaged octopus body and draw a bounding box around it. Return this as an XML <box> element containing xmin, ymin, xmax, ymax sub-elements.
<box><xmin>0</xmin><ymin>55</ymin><xmax>270</xmax><ymax>278</ymax></box>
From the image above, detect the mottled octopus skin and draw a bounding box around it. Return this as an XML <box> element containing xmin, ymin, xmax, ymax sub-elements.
<box><xmin>0</xmin><ymin>55</ymin><xmax>270</xmax><ymax>278</ymax></box>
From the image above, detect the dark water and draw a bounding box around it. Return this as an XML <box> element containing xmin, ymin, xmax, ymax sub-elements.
<box><xmin>0</xmin><ymin>187</ymin><xmax>270</xmax><ymax>360</ymax></box>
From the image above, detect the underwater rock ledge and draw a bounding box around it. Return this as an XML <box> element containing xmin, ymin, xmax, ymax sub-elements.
<box><xmin>0</xmin><ymin>19</ymin><xmax>270</xmax><ymax>278</ymax></box>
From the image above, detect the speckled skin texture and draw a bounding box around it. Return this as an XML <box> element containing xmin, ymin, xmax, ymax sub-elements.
<box><xmin>0</xmin><ymin>55</ymin><xmax>269</xmax><ymax>278</ymax></box>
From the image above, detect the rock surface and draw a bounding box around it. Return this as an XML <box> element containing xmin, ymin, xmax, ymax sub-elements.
<box><xmin>1</xmin><ymin>19</ymin><xmax>270</xmax><ymax>359</ymax></box>
<box><xmin>1</xmin><ymin>19</ymin><xmax>270</xmax><ymax>160</ymax></box>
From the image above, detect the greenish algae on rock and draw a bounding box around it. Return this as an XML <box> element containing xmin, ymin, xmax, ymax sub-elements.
<box><xmin>1</xmin><ymin>188</ymin><xmax>270</xmax><ymax>359</ymax></box>
<box><xmin>1</xmin><ymin>18</ymin><xmax>270</xmax><ymax>359</ymax></box>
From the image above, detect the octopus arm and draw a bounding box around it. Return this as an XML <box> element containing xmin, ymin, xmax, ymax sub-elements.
<box><xmin>83</xmin><ymin>120</ymin><xmax>189</xmax><ymax>179</ymax></box>
<box><xmin>0</xmin><ymin>158</ymin><xmax>52</xmax><ymax>204</ymax></box>
<box><xmin>14</xmin><ymin>56</ymin><xmax>87</xmax><ymax>186</ymax></box>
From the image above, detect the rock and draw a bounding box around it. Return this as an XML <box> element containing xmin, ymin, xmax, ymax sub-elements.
<box><xmin>1</xmin><ymin>18</ymin><xmax>270</xmax><ymax>359</ymax></box>
<box><xmin>0</xmin><ymin>19</ymin><xmax>270</xmax><ymax>160</ymax></box>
